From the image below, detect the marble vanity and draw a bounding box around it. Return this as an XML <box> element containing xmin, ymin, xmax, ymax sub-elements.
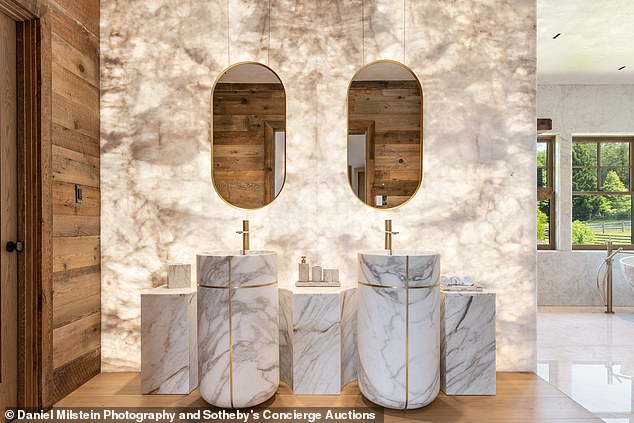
<box><xmin>140</xmin><ymin>285</ymin><xmax>197</xmax><ymax>394</ymax></box>
<box><xmin>440</xmin><ymin>290</ymin><xmax>496</xmax><ymax>395</ymax></box>
<box><xmin>357</xmin><ymin>250</ymin><xmax>441</xmax><ymax>409</ymax></box>
<box><xmin>197</xmin><ymin>251</ymin><xmax>279</xmax><ymax>408</ymax></box>
<box><xmin>279</xmin><ymin>285</ymin><xmax>357</xmax><ymax>394</ymax></box>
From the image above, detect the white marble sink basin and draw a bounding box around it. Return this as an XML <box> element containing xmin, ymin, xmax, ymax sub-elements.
<box><xmin>197</xmin><ymin>250</ymin><xmax>278</xmax><ymax>408</ymax></box>
<box><xmin>358</xmin><ymin>250</ymin><xmax>440</xmax><ymax>288</ymax></box>
<box><xmin>357</xmin><ymin>249</ymin><xmax>441</xmax><ymax>409</ymax></box>
<box><xmin>197</xmin><ymin>250</ymin><xmax>276</xmax><ymax>287</ymax></box>
<box><xmin>619</xmin><ymin>256</ymin><xmax>634</xmax><ymax>289</ymax></box>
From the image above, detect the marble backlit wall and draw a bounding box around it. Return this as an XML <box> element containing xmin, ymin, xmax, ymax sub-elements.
<box><xmin>101</xmin><ymin>0</ymin><xmax>536</xmax><ymax>371</ymax></box>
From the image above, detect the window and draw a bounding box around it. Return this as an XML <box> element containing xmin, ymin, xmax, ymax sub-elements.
<box><xmin>572</xmin><ymin>137</ymin><xmax>633</xmax><ymax>248</ymax></box>
<box><xmin>538</xmin><ymin>137</ymin><xmax>555</xmax><ymax>249</ymax></box>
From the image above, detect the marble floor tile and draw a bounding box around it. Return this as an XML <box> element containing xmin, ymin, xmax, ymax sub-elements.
<box><xmin>537</xmin><ymin>306</ymin><xmax>634</xmax><ymax>423</ymax></box>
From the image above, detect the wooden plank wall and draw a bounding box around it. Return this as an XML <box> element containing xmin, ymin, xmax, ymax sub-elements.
<box><xmin>212</xmin><ymin>83</ymin><xmax>284</xmax><ymax>209</ymax></box>
<box><xmin>348</xmin><ymin>80</ymin><xmax>421</xmax><ymax>207</ymax></box>
<box><xmin>49</xmin><ymin>0</ymin><xmax>100</xmax><ymax>403</ymax></box>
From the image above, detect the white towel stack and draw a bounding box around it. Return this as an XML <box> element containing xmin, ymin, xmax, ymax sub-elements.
<box><xmin>440</xmin><ymin>274</ymin><xmax>475</xmax><ymax>286</ymax></box>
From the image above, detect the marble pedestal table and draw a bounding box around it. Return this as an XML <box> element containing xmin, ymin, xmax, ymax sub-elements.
<box><xmin>197</xmin><ymin>251</ymin><xmax>279</xmax><ymax>408</ymax></box>
<box><xmin>279</xmin><ymin>284</ymin><xmax>357</xmax><ymax>394</ymax></box>
<box><xmin>140</xmin><ymin>285</ymin><xmax>197</xmax><ymax>394</ymax></box>
<box><xmin>440</xmin><ymin>290</ymin><xmax>496</xmax><ymax>395</ymax></box>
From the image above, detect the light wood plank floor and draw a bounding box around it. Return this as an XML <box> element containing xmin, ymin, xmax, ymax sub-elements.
<box><xmin>56</xmin><ymin>372</ymin><xmax>601</xmax><ymax>423</ymax></box>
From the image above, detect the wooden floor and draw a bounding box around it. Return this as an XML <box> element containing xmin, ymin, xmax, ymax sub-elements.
<box><xmin>56</xmin><ymin>372</ymin><xmax>601</xmax><ymax>423</ymax></box>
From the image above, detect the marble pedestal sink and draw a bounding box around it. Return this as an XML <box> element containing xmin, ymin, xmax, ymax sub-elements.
<box><xmin>357</xmin><ymin>250</ymin><xmax>440</xmax><ymax>409</ymax></box>
<box><xmin>197</xmin><ymin>250</ymin><xmax>279</xmax><ymax>408</ymax></box>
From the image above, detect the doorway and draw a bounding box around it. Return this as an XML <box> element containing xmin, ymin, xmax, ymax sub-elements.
<box><xmin>0</xmin><ymin>0</ymin><xmax>52</xmax><ymax>410</ymax></box>
<box><xmin>0</xmin><ymin>8</ymin><xmax>18</xmax><ymax>413</ymax></box>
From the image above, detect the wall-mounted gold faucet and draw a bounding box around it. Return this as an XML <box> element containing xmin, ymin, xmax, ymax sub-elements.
<box><xmin>236</xmin><ymin>220</ymin><xmax>250</xmax><ymax>255</ymax></box>
<box><xmin>384</xmin><ymin>219</ymin><xmax>399</xmax><ymax>255</ymax></box>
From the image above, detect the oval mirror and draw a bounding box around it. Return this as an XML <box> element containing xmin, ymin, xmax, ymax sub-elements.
<box><xmin>212</xmin><ymin>63</ymin><xmax>286</xmax><ymax>209</ymax></box>
<box><xmin>347</xmin><ymin>61</ymin><xmax>422</xmax><ymax>209</ymax></box>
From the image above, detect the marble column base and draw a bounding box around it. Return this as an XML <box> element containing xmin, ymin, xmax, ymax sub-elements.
<box><xmin>440</xmin><ymin>290</ymin><xmax>496</xmax><ymax>395</ymax></box>
<box><xmin>141</xmin><ymin>286</ymin><xmax>197</xmax><ymax>394</ymax></box>
<box><xmin>279</xmin><ymin>285</ymin><xmax>357</xmax><ymax>394</ymax></box>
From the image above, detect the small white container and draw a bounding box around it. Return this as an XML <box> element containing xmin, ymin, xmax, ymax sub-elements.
<box><xmin>323</xmin><ymin>269</ymin><xmax>339</xmax><ymax>283</ymax></box>
<box><xmin>168</xmin><ymin>264</ymin><xmax>191</xmax><ymax>289</ymax></box>
<box><xmin>312</xmin><ymin>265</ymin><xmax>323</xmax><ymax>282</ymax></box>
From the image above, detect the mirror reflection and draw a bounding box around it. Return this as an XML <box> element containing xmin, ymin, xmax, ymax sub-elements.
<box><xmin>347</xmin><ymin>61</ymin><xmax>422</xmax><ymax>209</ymax></box>
<box><xmin>212</xmin><ymin>63</ymin><xmax>286</xmax><ymax>209</ymax></box>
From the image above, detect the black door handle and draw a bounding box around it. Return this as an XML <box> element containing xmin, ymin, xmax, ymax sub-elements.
<box><xmin>6</xmin><ymin>241</ymin><xmax>24</xmax><ymax>253</ymax></box>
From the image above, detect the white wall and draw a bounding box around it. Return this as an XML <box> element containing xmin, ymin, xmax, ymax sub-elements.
<box><xmin>101</xmin><ymin>0</ymin><xmax>536</xmax><ymax>372</ymax></box>
<box><xmin>275</xmin><ymin>131</ymin><xmax>285</xmax><ymax>196</ymax></box>
<box><xmin>537</xmin><ymin>84</ymin><xmax>634</xmax><ymax>306</ymax></box>
<box><xmin>347</xmin><ymin>134</ymin><xmax>366</xmax><ymax>196</ymax></box>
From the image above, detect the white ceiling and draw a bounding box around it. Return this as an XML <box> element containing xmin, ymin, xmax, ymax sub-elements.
<box><xmin>538</xmin><ymin>0</ymin><xmax>634</xmax><ymax>84</ymax></box>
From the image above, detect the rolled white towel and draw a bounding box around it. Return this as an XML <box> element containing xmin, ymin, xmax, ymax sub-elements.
<box><xmin>462</xmin><ymin>275</ymin><xmax>475</xmax><ymax>286</ymax></box>
<box><xmin>441</xmin><ymin>274</ymin><xmax>475</xmax><ymax>286</ymax></box>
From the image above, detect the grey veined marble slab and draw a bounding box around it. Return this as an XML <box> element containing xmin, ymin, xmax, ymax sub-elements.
<box><xmin>440</xmin><ymin>290</ymin><xmax>496</xmax><ymax>395</ymax></box>
<box><xmin>197</xmin><ymin>251</ymin><xmax>279</xmax><ymax>408</ymax></box>
<box><xmin>357</xmin><ymin>251</ymin><xmax>441</xmax><ymax>409</ymax></box>
<box><xmin>140</xmin><ymin>286</ymin><xmax>198</xmax><ymax>394</ymax></box>
<box><xmin>279</xmin><ymin>285</ymin><xmax>357</xmax><ymax>394</ymax></box>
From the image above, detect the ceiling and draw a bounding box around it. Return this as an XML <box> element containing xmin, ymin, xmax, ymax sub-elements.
<box><xmin>538</xmin><ymin>0</ymin><xmax>634</xmax><ymax>84</ymax></box>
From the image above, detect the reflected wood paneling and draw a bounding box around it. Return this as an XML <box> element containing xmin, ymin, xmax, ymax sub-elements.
<box><xmin>213</xmin><ymin>81</ymin><xmax>284</xmax><ymax>209</ymax></box>
<box><xmin>348</xmin><ymin>79</ymin><xmax>421</xmax><ymax>208</ymax></box>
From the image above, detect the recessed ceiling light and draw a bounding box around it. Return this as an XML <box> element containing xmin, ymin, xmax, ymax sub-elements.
<box><xmin>553</xmin><ymin>33</ymin><xmax>561</xmax><ymax>39</ymax></box>
<box><xmin>618</xmin><ymin>66</ymin><xmax>626</xmax><ymax>71</ymax></box>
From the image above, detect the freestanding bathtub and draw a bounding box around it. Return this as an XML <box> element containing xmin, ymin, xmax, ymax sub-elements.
<box><xmin>619</xmin><ymin>255</ymin><xmax>634</xmax><ymax>289</ymax></box>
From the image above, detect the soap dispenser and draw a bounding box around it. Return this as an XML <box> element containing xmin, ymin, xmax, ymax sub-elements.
<box><xmin>298</xmin><ymin>256</ymin><xmax>310</xmax><ymax>282</ymax></box>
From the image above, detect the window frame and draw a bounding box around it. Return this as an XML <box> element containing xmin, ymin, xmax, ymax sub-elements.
<box><xmin>572</xmin><ymin>136</ymin><xmax>634</xmax><ymax>250</ymax></box>
<box><xmin>538</xmin><ymin>136</ymin><xmax>556</xmax><ymax>250</ymax></box>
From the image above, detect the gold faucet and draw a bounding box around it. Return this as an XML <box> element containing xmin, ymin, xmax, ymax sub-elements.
<box><xmin>384</xmin><ymin>219</ymin><xmax>399</xmax><ymax>255</ymax></box>
<box><xmin>236</xmin><ymin>220</ymin><xmax>250</xmax><ymax>255</ymax></box>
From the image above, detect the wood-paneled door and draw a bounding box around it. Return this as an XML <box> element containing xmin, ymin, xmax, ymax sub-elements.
<box><xmin>0</xmin><ymin>9</ymin><xmax>18</xmax><ymax>416</ymax></box>
<box><xmin>0</xmin><ymin>0</ymin><xmax>54</xmax><ymax>409</ymax></box>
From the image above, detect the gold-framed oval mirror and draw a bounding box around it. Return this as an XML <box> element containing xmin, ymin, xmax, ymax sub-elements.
<box><xmin>347</xmin><ymin>60</ymin><xmax>422</xmax><ymax>209</ymax></box>
<box><xmin>212</xmin><ymin>62</ymin><xmax>286</xmax><ymax>209</ymax></box>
